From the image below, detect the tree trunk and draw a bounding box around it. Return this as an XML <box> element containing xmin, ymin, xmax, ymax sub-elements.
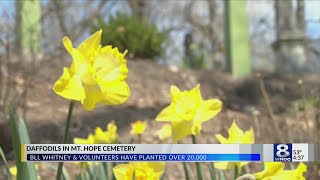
<box><xmin>273</xmin><ymin>0</ymin><xmax>307</xmax><ymax>73</ymax></box>
<box><xmin>15</xmin><ymin>0</ymin><xmax>41</xmax><ymax>62</ymax></box>
<box><xmin>128</xmin><ymin>0</ymin><xmax>147</xmax><ymax>20</ymax></box>
<box><xmin>224</xmin><ymin>0</ymin><xmax>251</xmax><ymax>78</ymax></box>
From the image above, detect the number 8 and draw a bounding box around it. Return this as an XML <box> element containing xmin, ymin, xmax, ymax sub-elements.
<box><xmin>276</xmin><ymin>144</ymin><xmax>290</xmax><ymax>157</ymax></box>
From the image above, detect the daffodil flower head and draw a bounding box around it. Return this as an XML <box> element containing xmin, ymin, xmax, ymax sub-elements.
<box><xmin>156</xmin><ymin>84</ymin><xmax>222</xmax><ymax>141</ymax></box>
<box><xmin>53</xmin><ymin>30</ymin><xmax>130</xmax><ymax>111</ymax></box>
<box><xmin>214</xmin><ymin>120</ymin><xmax>254</xmax><ymax>172</ymax></box>
<box><xmin>254</xmin><ymin>162</ymin><xmax>307</xmax><ymax>180</ymax></box>
<box><xmin>94</xmin><ymin>121</ymin><xmax>118</xmax><ymax>144</ymax></box>
<box><xmin>156</xmin><ymin>124</ymin><xmax>172</xmax><ymax>141</ymax></box>
<box><xmin>113</xmin><ymin>162</ymin><xmax>165</xmax><ymax>180</ymax></box>
<box><xmin>130</xmin><ymin>120</ymin><xmax>147</xmax><ymax>135</ymax></box>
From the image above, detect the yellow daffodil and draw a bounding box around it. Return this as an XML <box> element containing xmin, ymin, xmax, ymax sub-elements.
<box><xmin>9</xmin><ymin>165</ymin><xmax>18</xmax><ymax>177</ymax></box>
<box><xmin>156</xmin><ymin>84</ymin><xmax>222</xmax><ymax>141</ymax></box>
<box><xmin>10</xmin><ymin>164</ymin><xmax>40</xmax><ymax>179</ymax></box>
<box><xmin>254</xmin><ymin>162</ymin><xmax>307</xmax><ymax>180</ymax></box>
<box><xmin>113</xmin><ymin>163</ymin><xmax>134</xmax><ymax>180</ymax></box>
<box><xmin>53</xmin><ymin>30</ymin><xmax>130</xmax><ymax>111</ymax></box>
<box><xmin>94</xmin><ymin>121</ymin><xmax>118</xmax><ymax>144</ymax></box>
<box><xmin>73</xmin><ymin>134</ymin><xmax>95</xmax><ymax>169</ymax></box>
<box><xmin>156</xmin><ymin>124</ymin><xmax>172</xmax><ymax>141</ymax></box>
<box><xmin>113</xmin><ymin>162</ymin><xmax>165</xmax><ymax>180</ymax></box>
<box><xmin>130</xmin><ymin>120</ymin><xmax>147</xmax><ymax>135</ymax></box>
<box><xmin>73</xmin><ymin>133</ymin><xmax>95</xmax><ymax>144</ymax></box>
<box><xmin>214</xmin><ymin>121</ymin><xmax>254</xmax><ymax>172</ymax></box>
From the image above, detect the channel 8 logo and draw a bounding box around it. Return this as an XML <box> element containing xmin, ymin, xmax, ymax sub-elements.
<box><xmin>274</xmin><ymin>144</ymin><xmax>292</xmax><ymax>161</ymax></box>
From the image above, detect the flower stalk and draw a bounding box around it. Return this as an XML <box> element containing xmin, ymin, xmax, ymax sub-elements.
<box><xmin>192</xmin><ymin>135</ymin><xmax>204</xmax><ymax>180</ymax></box>
<box><xmin>56</xmin><ymin>100</ymin><xmax>75</xmax><ymax>180</ymax></box>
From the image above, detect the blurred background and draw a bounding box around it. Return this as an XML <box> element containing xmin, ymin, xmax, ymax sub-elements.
<box><xmin>1</xmin><ymin>0</ymin><xmax>320</xmax><ymax>71</ymax></box>
<box><xmin>0</xmin><ymin>0</ymin><xmax>320</xmax><ymax>179</ymax></box>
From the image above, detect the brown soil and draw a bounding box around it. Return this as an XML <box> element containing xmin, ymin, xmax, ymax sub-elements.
<box><xmin>1</xmin><ymin>57</ymin><xmax>320</xmax><ymax>179</ymax></box>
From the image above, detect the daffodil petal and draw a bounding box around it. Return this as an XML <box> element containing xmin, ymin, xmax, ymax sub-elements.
<box><xmin>81</xmin><ymin>84</ymin><xmax>103</xmax><ymax>111</ymax></box>
<box><xmin>189</xmin><ymin>84</ymin><xmax>203</xmax><ymax>102</ymax></box>
<box><xmin>74</xmin><ymin>134</ymin><xmax>94</xmax><ymax>144</ymax></box>
<box><xmin>214</xmin><ymin>162</ymin><xmax>236</xmax><ymax>170</ymax></box>
<box><xmin>170</xmin><ymin>85</ymin><xmax>181</xmax><ymax>99</ymax></box>
<box><xmin>113</xmin><ymin>164</ymin><xmax>134</xmax><ymax>180</ymax></box>
<box><xmin>78</xmin><ymin>29</ymin><xmax>102</xmax><ymax>56</ymax></box>
<box><xmin>93</xmin><ymin>127</ymin><xmax>105</xmax><ymax>143</ymax></box>
<box><xmin>62</xmin><ymin>36</ymin><xmax>73</xmax><ymax>54</ymax></box>
<box><xmin>254</xmin><ymin>162</ymin><xmax>285</xmax><ymax>179</ymax></box>
<box><xmin>9</xmin><ymin>166</ymin><xmax>17</xmax><ymax>176</ymax></box>
<box><xmin>296</xmin><ymin>163</ymin><xmax>307</xmax><ymax>173</ymax></box>
<box><xmin>130</xmin><ymin>121</ymin><xmax>147</xmax><ymax>135</ymax></box>
<box><xmin>99</xmin><ymin>81</ymin><xmax>130</xmax><ymax>105</ymax></box>
<box><xmin>171</xmin><ymin>120</ymin><xmax>192</xmax><ymax>141</ymax></box>
<box><xmin>146</xmin><ymin>162</ymin><xmax>166</xmax><ymax>177</ymax></box>
<box><xmin>243</xmin><ymin>127</ymin><xmax>255</xmax><ymax>144</ymax></box>
<box><xmin>156</xmin><ymin>124</ymin><xmax>172</xmax><ymax>141</ymax></box>
<box><xmin>215</xmin><ymin>134</ymin><xmax>228</xmax><ymax>144</ymax></box>
<box><xmin>53</xmin><ymin>67</ymin><xmax>85</xmax><ymax>101</ymax></box>
<box><xmin>194</xmin><ymin>99</ymin><xmax>222</xmax><ymax>123</ymax></box>
<box><xmin>69</xmin><ymin>49</ymin><xmax>89</xmax><ymax>74</ymax></box>
<box><xmin>155</xmin><ymin>105</ymin><xmax>181</xmax><ymax>122</ymax></box>
<box><xmin>107</xmin><ymin>121</ymin><xmax>117</xmax><ymax>132</ymax></box>
<box><xmin>228</xmin><ymin>121</ymin><xmax>246</xmax><ymax>143</ymax></box>
<box><xmin>272</xmin><ymin>163</ymin><xmax>307</xmax><ymax>180</ymax></box>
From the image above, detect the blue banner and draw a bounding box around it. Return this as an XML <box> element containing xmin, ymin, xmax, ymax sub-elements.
<box><xmin>26</xmin><ymin>153</ymin><xmax>260</xmax><ymax>162</ymax></box>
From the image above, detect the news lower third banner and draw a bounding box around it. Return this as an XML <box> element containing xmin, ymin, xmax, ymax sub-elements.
<box><xmin>21</xmin><ymin>144</ymin><xmax>319</xmax><ymax>162</ymax></box>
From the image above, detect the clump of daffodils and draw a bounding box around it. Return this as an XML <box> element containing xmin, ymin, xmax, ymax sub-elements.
<box><xmin>73</xmin><ymin>121</ymin><xmax>119</xmax><ymax>144</ymax></box>
<box><xmin>113</xmin><ymin>162</ymin><xmax>165</xmax><ymax>180</ymax></box>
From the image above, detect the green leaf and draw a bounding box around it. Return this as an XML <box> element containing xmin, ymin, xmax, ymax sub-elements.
<box><xmin>0</xmin><ymin>145</ymin><xmax>12</xmax><ymax>180</ymax></box>
<box><xmin>219</xmin><ymin>170</ymin><xmax>226</xmax><ymax>180</ymax></box>
<box><xmin>43</xmin><ymin>163</ymin><xmax>70</xmax><ymax>180</ymax></box>
<box><xmin>98</xmin><ymin>162</ymin><xmax>107</xmax><ymax>180</ymax></box>
<box><xmin>87</xmin><ymin>163</ymin><xmax>95</xmax><ymax>180</ymax></box>
<box><xmin>233</xmin><ymin>166</ymin><xmax>239</xmax><ymax>180</ymax></box>
<box><xmin>192</xmin><ymin>135</ymin><xmax>204</xmax><ymax>180</ymax></box>
<box><xmin>182</xmin><ymin>162</ymin><xmax>191</xmax><ymax>180</ymax></box>
<box><xmin>107</xmin><ymin>162</ymin><xmax>115</xmax><ymax>180</ymax></box>
<box><xmin>62</xmin><ymin>166</ymin><xmax>71</xmax><ymax>180</ymax></box>
<box><xmin>18</xmin><ymin>117</ymin><xmax>38</xmax><ymax>180</ymax></box>
<box><xmin>8</xmin><ymin>107</ymin><xmax>24</xmax><ymax>180</ymax></box>
<box><xmin>208</xmin><ymin>163</ymin><xmax>216</xmax><ymax>180</ymax></box>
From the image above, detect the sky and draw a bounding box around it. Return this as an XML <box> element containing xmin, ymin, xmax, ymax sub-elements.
<box><xmin>305</xmin><ymin>0</ymin><xmax>320</xmax><ymax>37</ymax></box>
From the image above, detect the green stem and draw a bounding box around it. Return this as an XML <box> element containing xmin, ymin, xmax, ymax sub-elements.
<box><xmin>56</xmin><ymin>101</ymin><xmax>75</xmax><ymax>180</ymax></box>
<box><xmin>178</xmin><ymin>140</ymin><xmax>191</xmax><ymax>180</ymax></box>
<box><xmin>108</xmin><ymin>162</ymin><xmax>116</xmax><ymax>180</ymax></box>
<box><xmin>208</xmin><ymin>163</ymin><xmax>216</xmax><ymax>180</ymax></box>
<box><xmin>103</xmin><ymin>162</ymin><xmax>109</xmax><ymax>179</ymax></box>
<box><xmin>192</xmin><ymin>135</ymin><xmax>204</xmax><ymax>180</ymax></box>
<box><xmin>233</xmin><ymin>165</ymin><xmax>239</xmax><ymax>180</ymax></box>
<box><xmin>183</xmin><ymin>162</ymin><xmax>191</xmax><ymax>180</ymax></box>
